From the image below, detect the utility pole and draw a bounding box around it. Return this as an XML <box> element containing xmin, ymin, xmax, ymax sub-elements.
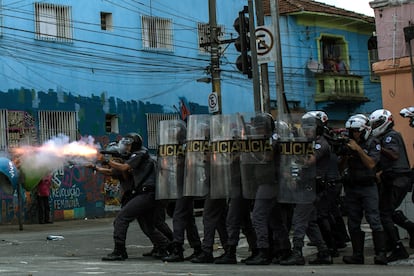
<box><xmin>270</xmin><ymin>0</ymin><xmax>289</xmax><ymax>120</ymax></box>
<box><xmin>254</xmin><ymin>0</ymin><xmax>271</xmax><ymax>113</ymax></box>
<box><xmin>208</xmin><ymin>0</ymin><xmax>222</xmax><ymax>114</ymax></box>
<box><xmin>247</xmin><ymin>0</ymin><xmax>261</xmax><ymax>112</ymax></box>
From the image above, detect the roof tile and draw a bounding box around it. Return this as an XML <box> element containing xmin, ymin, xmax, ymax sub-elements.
<box><xmin>263</xmin><ymin>0</ymin><xmax>374</xmax><ymax>23</ymax></box>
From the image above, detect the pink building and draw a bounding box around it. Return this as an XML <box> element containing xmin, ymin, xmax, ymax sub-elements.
<box><xmin>370</xmin><ymin>0</ymin><xmax>414</xmax><ymax>165</ymax></box>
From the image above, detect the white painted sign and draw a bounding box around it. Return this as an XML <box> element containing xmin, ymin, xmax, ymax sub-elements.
<box><xmin>255</xmin><ymin>25</ymin><xmax>276</xmax><ymax>64</ymax></box>
<box><xmin>208</xmin><ymin>92</ymin><xmax>219</xmax><ymax>113</ymax></box>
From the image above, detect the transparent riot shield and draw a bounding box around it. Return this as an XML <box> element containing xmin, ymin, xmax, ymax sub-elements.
<box><xmin>183</xmin><ymin>115</ymin><xmax>210</xmax><ymax>197</ymax></box>
<box><xmin>239</xmin><ymin>112</ymin><xmax>277</xmax><ymax>199</ymax></box>
<box><xmin>156</xmin><ymin>120</ymin><xmax>186</xmax><ymax>199</ymax></box>
<box><xmin>209</xmin><ymin>114</ymin><xmax>244</xmax><ymax>199</ymax></box>
<box><xmin>276</xmin><ymin>114</ymin><xmax>316</xmax><ymax>204</ymax></box>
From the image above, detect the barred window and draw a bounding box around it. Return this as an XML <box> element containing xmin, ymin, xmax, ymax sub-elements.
<box><xmin>0</xmin><ymin>110</ymin><xmax>37</xmax><ymax>150</ymax></box>
<box><xmin>38</xmin><ymin>111</ymin><xmax>78</xmax><ymax>143</ymax></box>
<box><xmin>141</xmin><ymin>15</ymin><xmax>173</xmax><ymax>51</ymax></box>
<box><xmin>146</xmin><ymin>113</ymin><xmax>180</xmax><ymax>150</ymax></box>
<box><xmin>34</xmin><ymin>2</ymin><xmax>73</xmax><ymax>42</ymax></box>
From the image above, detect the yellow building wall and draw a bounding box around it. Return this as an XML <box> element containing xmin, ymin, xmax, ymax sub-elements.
<box><xmin>373</xmin><ymin>57</ymin><xmax>414</xmax><ymax>166</ymax></box>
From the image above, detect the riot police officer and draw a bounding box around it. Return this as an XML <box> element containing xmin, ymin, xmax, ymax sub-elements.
<box><xmin>340</xmin><ymin>114</ymin><xmax>387</xmax><ymax>265</ymax></box>
<box><xmin>240</xmin><ymin>113</ymin><xmax>277</xmax><ymax>265</ymax></box>
<box><xmin>370</xmin><ymin>109</ymin><xmax>412</xmax><ymax>262</ymax></box>
<box><xmin>211</xmin><ymin>114</ymin><xmax>258</xmax><ymax>265</ymax></box>
<box><xmin>95</xmin><ymin>133</ymin><xmax>170</xmax><ymax>261</ymax></box>
<box><xmin>280</xmin><ymin>111</ymin><xmax>332</xmax><ymax>265</ymax></box>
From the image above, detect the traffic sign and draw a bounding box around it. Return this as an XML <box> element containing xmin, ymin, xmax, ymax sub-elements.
<box><xmin>255</xmin><ymin>25</ymin><xmax>276</xmax><ymax>64</ymax></box>
<box><xmin>208</xmin><ymin>92</ymin><xmax>219</xmax><ymax>113</ymax></box>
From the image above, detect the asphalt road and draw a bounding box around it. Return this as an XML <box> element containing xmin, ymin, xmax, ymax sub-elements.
<box><xmin>1</xmin><ymin>217</ymin><xmax>413</xmax><ymax>275</ymax></box>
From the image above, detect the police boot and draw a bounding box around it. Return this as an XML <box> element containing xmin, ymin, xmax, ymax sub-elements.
<box><xmin>190</xmin><ymin>250</ymin><xmax>214</xmax><ymax>263</ymax></box>
<box><xmin>272</xmin><ymin>248</ymin><xmax>292</xmax><ymax>264</ymax></box>
<box><xmin>372</xmin><ymin>231</ymin><xmax>388</xmax><ymax>265</ymax></box>
<box><xmin>384</xmin><ymin>224</ymin><xmax>409</xmax><ymax>263</ymax></box>
<box><xmin>343</xmin><ymin>231</ymin><xmax>365</xmax><ymax>264</ymax></box>
<box><xmin>309</xmin><ymin>247</ymin><xmax>333</xmax><ymax>265</ymax></box>
<box><xmin>184</xmin><ymin>245</ymin><xmax>202</xmax><ymax>261</ymax></box>
<box><xmin>280</xmin><ymin>247</ymin><xmax>305</xmax><ymax>266</ymax></box>
<box><xmin>318</xmin><ymin>219</ymin><xmax>339</xmax><ymax>257</ymax></box>
<box><xmin>152</xmin><ymin>246</ymin><xmax>169</xmax><ymax>259</ymax></box>
<box><xmin>393</xmin><ymin>210</ymin><xmax>414</xmax><ymax>249</ymax></box>
<box><xmin>241</xmin><ymin>248</ymin><xmax>259</xmax><ymax>263</ymax></box>
<box><xmin>102</xmin><ymin>243</ymin><xmax>128</xmax><ymax>261</ymax></box>
<box><xmin>387</xmin><ymin>242</ymin><xmax>409</xmax><ymax>263</ymax></box>
<box><xmin>161</xmin><ymin>243</ymin><xmax>184</xmax><ymax>262</ymax></box>
<box><xmin>214</xmin><ymin>245</ymin><xmax>237</xmax><ymax>264</ymax></box>
<box><xmin>245</xmin><ymin>248</ymin><xmax>271</xmax><ymax>265</ymax></box>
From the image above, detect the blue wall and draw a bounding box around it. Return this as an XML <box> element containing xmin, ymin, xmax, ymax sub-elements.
<box><xmin>0</xmin><ymin>0</ymin><xmax>382</xmax><ymax>223</ymax></box>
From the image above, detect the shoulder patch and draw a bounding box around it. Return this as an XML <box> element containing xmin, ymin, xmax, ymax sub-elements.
<box><xmin>314</xmin><ymin>143</ymin><xmax>321</xmax><ymax>150</ymax></box>
<box><xmin>385</xmin><ymin>136</ymin><xmax>392</xmax><ymax>143</ymax></box>
<box><xmin>376</xmin><ymin>144</ymin><xmax>381</xmax><ymax>151</ymax></box>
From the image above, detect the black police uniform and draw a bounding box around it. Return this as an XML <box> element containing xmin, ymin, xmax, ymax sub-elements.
<box><xmin>281</xmin><ymin>135</ymin><xmax>332</xmax><ymax>265</ymax></box>
<box><xmin>102</xmin><ymin>147</ymin><xmax>169</xmax><ymax>261</ymax></box>
<box><xmin>214</xmin><ymin>153</ymin><xmax>257</xmax><ymax>265</ymax></box>
<box><xmin>161</xmin><ymin>196</ymin><xmax>202</xmax><ymax>262</ymax></box>
<box><xmin>342</xmin><ymin>136</ymin><xmax>387</xmax><ymax>265</ymax></box>
<box><xmin>314</xmin><ymin>135</ymin><xmax>342</xmax><ymax>257</ymax></box>
<box><xmin>378</xmin><ymin>128</ymin><xmax>412</xmax><ymax>262</ymax></box>
<box><xmin>190</xmin><ymin>198</ymin><xmax>228</xmax><ymax>263</ymax></box>
<box><xmin>268</xmin><ymin>202</ymin><xmax>293</xmax><ymax>264</ymax></box>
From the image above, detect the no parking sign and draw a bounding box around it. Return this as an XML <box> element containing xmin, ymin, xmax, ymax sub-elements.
<box><xmin>208</xmin><ymin>92</ymin><xmax>219</xmax><ymax>113</ymax></box>
<box><xmin>255</xmin><ymin>25</ymin><xmax>276</xmax><ymax>64</ymax></box>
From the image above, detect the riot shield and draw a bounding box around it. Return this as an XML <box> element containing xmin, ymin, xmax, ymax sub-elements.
<box><xmin>183</xmin><ymin>115</ymin><xmax>210</xmax><ymax>197</ymax></box>
<box><xmin>155</xmin><ymin>119</ymin><xmax>186</xmax><ymax>199</ymax></box>
<box><xmin>239</xmin><ymin>112</ymin><xmax>277</xmax><ymax>199</ymax></box>
<box><xmin>209</xmin><ymin>114</ymin><xmax>244</xmax><ymax>199</ymax></box>
<box><xmin>276</xmin><ymin>114</ymin><xmax>316</xmax><ymax>204</ymax></box>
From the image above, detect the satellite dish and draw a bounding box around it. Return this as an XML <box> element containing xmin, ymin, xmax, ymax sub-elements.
<box><xmin>307</xmin><ymin>60</ymin><xmax>324</xmax><ymax>73</ymax></box>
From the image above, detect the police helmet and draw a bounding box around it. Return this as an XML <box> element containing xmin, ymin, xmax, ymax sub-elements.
<box><xmin>301</xmin><ymin>110</ymin><xmax>328</xmax><ymax>135</ymax></box>
<box><xmin>123</xmin><ymin>133</ymin><xmax>143</xmax><ymax>152</ymax></box>
<box><xmin>252</xmin><ymin>113</ymin><xmax>275</xmax><ymax>136</ymax></box>
<box><xmin>369</xmin><ymin>109</ymin><xmax>394</xmax><ymax>137</ymax></box>
<box><xmin>400</xmin><ymin>107</ymin><xmax>414</xmax><ymax>128</ymax></box>
<box><xmin>345</xmin><ymin>114</ymin><xmax>371</xmax><ymax>141</ymax></box>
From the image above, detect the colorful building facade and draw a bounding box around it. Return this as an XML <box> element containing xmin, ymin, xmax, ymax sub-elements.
<box><xmin>0</xmin><ymin>0</ymin><xmax>381</xmax><ymax>223</ymax></box>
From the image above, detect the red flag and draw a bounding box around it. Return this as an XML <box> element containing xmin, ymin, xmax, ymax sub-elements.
<box><xmin>180</xmin><ymin>100</ymin><xmax>191</xmax><ymax>120</ymax></box>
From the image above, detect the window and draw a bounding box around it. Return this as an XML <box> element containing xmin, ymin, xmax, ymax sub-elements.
<box><xmin>368</xmin><ymin>35</ymin><xmax>380</xmax><ymax>82</ymax></box>
<box><xmin>100</xmin><ymin>12</ymin><xmax>113</xmax><ymax>31</ymax></box>
<box><xmin>318</xmin><ymin>35</ymin><xmax>349</xmax><ymax>74</ymax></box>
<box><xmin>146</xmin><ymin>113</ymin><xmax>180</xmax><ymax>150</ymax></box>
<box><xmin>105</xmin><ymin>114</ymin><xmax>119</xmax><ymax>133</ymax></box>
<box><xmin>38</xmin><ymin>111</ymin><xmax>77</xmax><ymax>143</ymax></box>
<box><xmin>141</xmin><ymin>15</ymin><xmax>173</xmax><ymax>51</ymax></box>
<box><xmin>34</xmin><ymin>2</ymin><xmax>72</xmax><ymax>42</ymax></box>
<box><xmin>198</xmin><ymin>22</ymin><xmax>225</xmax><ymax>54</ymax></box>
<box><xmin>0</xmin><ymin>110</ymin><xmax>37</xmax><ymax>150</ymax></box>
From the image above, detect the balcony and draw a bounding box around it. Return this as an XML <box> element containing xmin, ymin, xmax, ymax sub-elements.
<box><xmin>314</xmin><ymin>73</ymin><xmax>369</xmax><ymax>103</ymax></box>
